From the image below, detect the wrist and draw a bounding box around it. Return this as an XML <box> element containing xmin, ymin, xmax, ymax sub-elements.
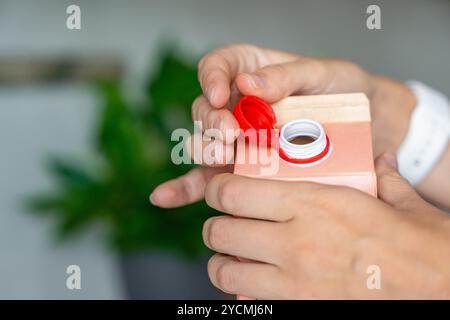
<box><xmin>368</xmin><ymin>75</ymin><xmax>416</xmax><ymax>155</ymax></box>
<box><xmin>396</xmin><ymin>81</ymin><xmax>450</xmax><ymax>186</ymax></box>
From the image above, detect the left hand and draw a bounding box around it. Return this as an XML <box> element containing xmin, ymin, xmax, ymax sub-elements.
<box><xmin>149</xmin><ymin>45</ymin><xmax>417</xmax><ymax>209</ymax></box>
<box><xmin>202</xmin><ymin>153</ymin><xmax>450</xmax><ymax>299</ymax></box>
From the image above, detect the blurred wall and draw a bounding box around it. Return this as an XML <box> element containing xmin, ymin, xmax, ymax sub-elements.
<box><xmin>0</xmin><ymin>0</ymin><xmax>448</xmax><ymax>298</ymax></box>
<box><xmin>1</xmin><ymin>0</ymin><xmax>448</xmax><ymax>91</ymax></box>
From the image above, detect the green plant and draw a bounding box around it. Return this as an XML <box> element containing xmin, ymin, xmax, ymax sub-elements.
<box><xmin>28</xmin><ymin>48</ymin><xmax>216</xmax><ymax>258</ymax></box>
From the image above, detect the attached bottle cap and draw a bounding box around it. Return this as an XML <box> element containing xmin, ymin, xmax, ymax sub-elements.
<box><xmin>232</xmin><ymin>96</ymin><xmax>276</xmax><ymax>144</ymax></box>
<box><xmin>233</xmin><ymin>96</ymin><xmax>276</xmax><ymax>131</ymax></box>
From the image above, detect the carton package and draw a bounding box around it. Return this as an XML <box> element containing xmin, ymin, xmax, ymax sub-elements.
<box><xmin>233</xmin><ymin>94</ymin><xmax>377</xmax><ymax>196</ymax></box>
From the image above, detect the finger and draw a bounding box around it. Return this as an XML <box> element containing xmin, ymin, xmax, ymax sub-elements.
<box><xmin>374</xmin><ymin>153</ymin><xmax>450</xmax><ymax>234</ymax></box>
<box><xmin>150</xmin><ymin>166</ymin><xmax>230</xmax><ymax>208</ymax></box>
<box><xmin>191</xmin><ymin>95</ymin><xmax>239</xmax><ymax>144</ymax></box>
<box><xmin>207</xmin><ymin>254</ymin><xmax>285</xmax><ymax>299</ymax></box>
<box><xmin>375</xmin><ymin>152</ymin><xmax>423</xmax><ymax>211</ymax></box>
<box><xmin>187</xmin><ymin>133</ymin><xmax>235</xmax><ymax>166</ymax></box>
<box><xmin>198</xmin><ymin>44</ymin><xmax>296</xmax><ymax>108</ymax></box>
<box><xmin>235</xmin><ymin>57</ymin><xmax>330</xmax><ymax>103</ymax></box>
<box><xmin>203</xmin><ymin>216</ymin><xmax>285</xmax><ymax>264</ymax></box>
<box><xmin>205</xmin><ymin>173</ymin><xmax>322</xmax><ymax>221</ymax></box>
<box><xmin>197</xmin><ymin>47</ymin><xmax>243</xmax><ymax>108</ymax></box>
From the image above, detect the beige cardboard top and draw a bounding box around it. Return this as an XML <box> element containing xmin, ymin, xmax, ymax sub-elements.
<box><xmin>272</xmin><ymin>93</ymin><xmax>370</xmax><ymax>126</ymax></box>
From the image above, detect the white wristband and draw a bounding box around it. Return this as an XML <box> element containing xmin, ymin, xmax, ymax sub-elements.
<box><xmin>397</xmin><ymin>81</ymin><xmax>450</xmax><ymax>186</ymax></box>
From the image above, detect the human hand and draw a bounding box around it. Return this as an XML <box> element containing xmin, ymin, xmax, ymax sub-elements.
<box><xmin>150</xmin><ymin>44</ymin><xmax>416</xmax><ymax>209</ymax></box>
<box><xmin>202</xmin><ymin>153</ymin><xmax>450</xmax><ymax>299</ymax></box>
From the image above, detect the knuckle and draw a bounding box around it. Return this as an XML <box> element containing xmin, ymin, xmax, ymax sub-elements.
<box><xmin>321</xmin><ymin>184</ymin><xmax>354</xmax><ymax>199</ymax></box>
<box><xmin>270</xmin><ymin>63</ymin><xmax>288</xmax><ymax>75</ymax></box>
<box><xmin>291</xmin><ymin>239</ymin><xmax>317</xmax><ymax>257</ymax></box>
<box><xmin>215</xmin><ymin>262</ymin><xmax>236</xmax><ymax>293</ymax></box>
<box><xmin>311</xmin><ymin>185</ymin><xmax>357</xmax><ymax>216</ymax></box>
<box><xmin>203</xmin><ymin>69</ymin><xmax>220</xmax><ymax>86</ymax></box>
<box><xmin>379</xmin><ymin>171</ymin><xmax>400</xmax><ymax>184</ymax></box>
<box><xmin>199</xmin><ymin>43</ymin><xmax>258</xmax><ymax>88</ymax></box>
<box><xmin>207</xmin><ymin>255</ymin><xmax>217</xmax><ymax>275</ymax></box>
<box><xmin>279</xmin><ymin>186</ymin><xmax>302</xmax><ymax>211</ymax></box>
<box><xmin>218</xmin><ymin>43</ymin><xmax>257</xmax><ymax>67</ymax></box>
<box><xmin>198</xmin><ymin>53</ymin><xmax>220</xmax><ymax>86</ymax></box>
<box><xmin>197</xmin><ymin>54</ymin><xmax>209</xmax><ymax>72</ymax></box>
<box><xmin>343</xmin><ymin>60</ymin><xmax>364</xmax><ymax>75</ymax></box>
<box><xmin>206</xmin><ymin>47</ymin><xmax>232</xmax><ymax>66</ymax></box>
<box><xmin>221</xmin><ymin>43</ymin><xmax>245</xmax><ymax>53</ymax></box>
<box><xmin>306</xmin><ymin>183</ymin><xmax>334</xmax><ymax>201</ymax></box>
<box><xmin>207</xmin><ymin>217</ymin><xmax>229</xmax><ymax>250</ymax></box>
<box><xmin>305</xmin><ymin>57</ymin><xmax>325</xmax><ymax>70</ymax></box>
<box><xmin>191</xmin><ymin>95</ymin><xmax>204</xmax><ymax>120</ymax></box>
<box><xmin>178</xmin><ymin>174</ymin><xmax>195</xmax><ymax>202</ymax></box>
<box><xmin>206</xmin><ymin>108</ymin><xmax>216</xmax><ymax>129</ymax></box>
<box><xmin>234</xmin><ymin>43</ymin><xmax>261</xmax><ymax>55</ymax></box>
<box><xmin>285</xmin><ymin>239</ymin><xmax>317</xmax><ymax>268</ymax></box>
<box><xmin>300</xmin><ymin>57</ymin><xmax>330</xmax><ymax>86</ymax></box>
<box><xmin>395</xmin><ymin>191</ymin><xmax>421</xmax><ymax>210</ymax></box>
<box><xmin>259</xmin><ymin>64</ymin><xmax>289</xmax><ymax>96</ymax></box>
<box><xmin>202</xmin><ymin>217</ymin><xmax>213</xmax><ymax>247</ymax></box>
<box><xmin>262</xmin><ymin>64</ymin><xmax>286</xmax><ymax>82</ymax></box>
<box><xmin>306</xmin><ymin>58</ymin><xmax>328</xmax><ymax>79</ymax></box>
<box><xmin>204</xmin><ymin>175</ymin><xmax>219</xmax><ymax>207</ymax></box>
<box><xmin>217</xmin><ymin>176</ymin><xmax>237</xmax><ymax>212</ymax></box>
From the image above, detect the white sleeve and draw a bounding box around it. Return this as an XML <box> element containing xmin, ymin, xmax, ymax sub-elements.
<box><xmin>396</xmin><ymin>81</ymin><xmax>450</xmax><ymax>186</ymax></box>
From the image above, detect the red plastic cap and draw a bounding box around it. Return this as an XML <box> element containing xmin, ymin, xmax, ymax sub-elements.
<box><xmin>232</xmin><ymin>95</ymin><xmax>276</xmax><ymax>132</ymax></box>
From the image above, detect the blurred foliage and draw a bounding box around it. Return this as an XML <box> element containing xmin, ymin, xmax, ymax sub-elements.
<box><xmin>28</xmin><ymin>48</ymin><xmax>216</xmax><ymax>258</ymax></box>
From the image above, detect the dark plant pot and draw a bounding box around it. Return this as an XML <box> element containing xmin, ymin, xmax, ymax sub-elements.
<box><xmin>120</xmin><ymin>251</ymin><xmax>227</xmax><ymax>299</ymax></box>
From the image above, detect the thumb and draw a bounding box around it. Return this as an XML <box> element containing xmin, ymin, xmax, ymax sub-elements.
<box><xmin>234</xmin><ymin>58</ymin><xmax>329</xmax><ymax>103</ymax></box>
<box><xmin>375</xmin><ymin>152</ymin><xmax>423</xmax><ymax>210</ymax></box>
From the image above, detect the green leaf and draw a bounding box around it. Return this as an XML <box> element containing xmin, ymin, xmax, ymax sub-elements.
<box><xmin>28</xmin><ymin>46</ymin><xmax>216</xmax><ymax>258</ymax></box>
<box><xmin>47</xmin><ymin>157</ymin><xmax>96</xmax><ymax>188</ymax></box>
<box><xmin>145</xmin><ymin>48</ymin><xmax>202</xmax><ymax>136</ymax></box>
<box><xmin>96</xmin><ymin>80</ymin><xmax>146</xmax><ymax>175</ymax></box>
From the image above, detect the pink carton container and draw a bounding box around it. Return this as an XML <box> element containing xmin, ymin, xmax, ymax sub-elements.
<box><xmin>233</xmin><ymin>93</ymin><xmax>377</xmax><ymax>197</ymax></box>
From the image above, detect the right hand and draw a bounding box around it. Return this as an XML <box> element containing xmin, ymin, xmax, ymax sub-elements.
<box><xmin>150</xmin><ymin>43</ymin><xmax>416</xmax><ymax>208</ymax></box>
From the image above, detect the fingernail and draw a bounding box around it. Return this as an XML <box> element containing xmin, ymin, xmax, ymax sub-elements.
<box><xmin>149</xmin><ymin>192</ymin><xmax>157</xmax><ymax>205</ymax></box>
<box><xmin>247</xmin><ymin>74</ymin><xmax>266</xmax><ymax>89</ymax></box>
<box><xmin>207</xmin><ymin>86</ymin><xmax>217</xmax><ymax>104</ymax></box>
<box><xmin>383</xmin><ymin>153</ymin><xmax>398</xmax><ymax>170</ymax></box>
